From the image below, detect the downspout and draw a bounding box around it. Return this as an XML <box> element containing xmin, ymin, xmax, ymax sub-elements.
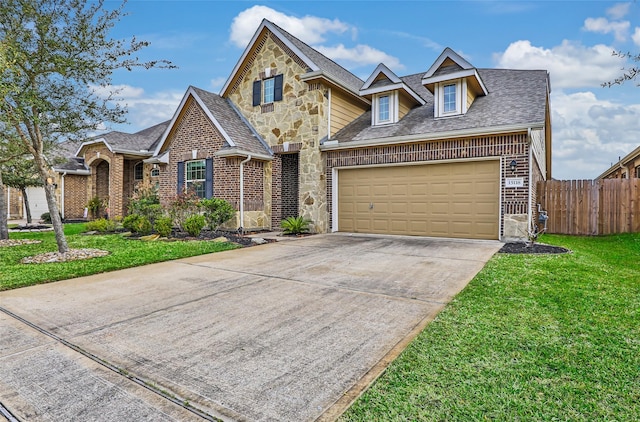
<box><xmin>527</xmin><ymin>128</ymin><xmax>533</xmax><ymax>235</ymax></box>
<box><xmin>239</xmin><ymin>154</ymin><xmax>252</xmax><ymax>233</ymax></box>
<box><xmin>61</xmin><ymin>173</ymin><xmax>67</xmax><ymax>219</ymax></box>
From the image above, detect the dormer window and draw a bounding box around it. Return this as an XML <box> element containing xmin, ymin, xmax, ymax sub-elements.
<box><xmin>372</xmin><ymin>92</ymin><xmax>398</xmax><ymax>126</ymax></box>
<box><xmin>435</xmin><ymin>80</ymin><xmax>465</xmax><ymax>117</ymax></box>
<box><xmin>443</xmin><ymin>84</ymin><xmax>457</xmax><ymax>113</ymax></box>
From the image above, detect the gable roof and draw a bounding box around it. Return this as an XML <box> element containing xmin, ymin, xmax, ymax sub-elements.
<box><xmin>422</xmin><ymin>47</ymin><xmax>488</xmax><ymax>96</ymax></box>
<box><xmin>152</xmin><ymin>86</ymin><xmax>271</xmax><ymax>160</ymax></box>
<box><xmin>221</xmin><ymin>19</ymin><xmax>364</xmax><ymax>98</ymax></box>
<box><xmin>326</xmin><ymin>68</ymin><xmax>549</xmax><ymax>148</ymax></box>
<box><xmin>75</xmin><ymin>120</ymin><xmax>170</xmax><ymax>158</ymax></box>
<box><xmin>360</xmin><ymin>63</ymin><xmax>425</xmax><ymax>105</ymax></box>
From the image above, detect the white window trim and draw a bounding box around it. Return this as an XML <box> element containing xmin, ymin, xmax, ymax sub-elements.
<box><xmin>263</xmin><ymin>77</ymin><xmax>275</xmax><ymax>104</ymax></box>
<box><xmin>434</xmin><ymin>79</ymin><xmax>467</xmax><ymax>118</ymax></box>
<box><xmin>372</xmin><ymin>91</ymin><xmax>398</xmax><ymax>126</ymax></box>
<box><xmin>185</xmin><ymin>159</ymin><xmax>206</xmax><ymax>198</ymax></box>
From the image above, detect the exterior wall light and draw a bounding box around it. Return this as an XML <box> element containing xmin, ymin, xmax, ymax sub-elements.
<box><xmin>510</xmin><ymin>160</ymin><xmax>517</xmax><ymax>173</ymax></box>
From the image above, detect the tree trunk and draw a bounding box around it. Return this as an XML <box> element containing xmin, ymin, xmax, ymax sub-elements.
<box><xmin>0</xmin><ymin>173</ymin><xmax>8</xmax><ymax>240</ymax></box>
<box><xmin>21</xmin><ymin>187</ymin><xmax>32</xmax><ymax>224</ymax></box>
<box><xmin>35</xmin><ymin>155</ymin><xmax>68</xmax><ymax>253</ymax></box>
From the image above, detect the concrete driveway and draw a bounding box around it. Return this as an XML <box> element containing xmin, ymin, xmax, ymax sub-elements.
<box><xmin>0</xmin><ymin>233</ymin><xmax>501</xmax><ymax>421</ymax></box>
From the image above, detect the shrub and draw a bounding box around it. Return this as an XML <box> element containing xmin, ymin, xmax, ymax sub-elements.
<box><xmin>183</xmin><ymin>214</ymin><xmax>206</xmax><ymax>237</ymax></box>
<box><xmin>201</xmin><ymin>198</ymin><xmax>235</xmax><ymax>231</ymax></box>
<box><xmin>128</xmin><ymin>181</ymin><xmax>162</xmax><ymax>225</ymax></box>
<box><xmin>87</xmin><ymin>196</ymin><xmax>107</xmax><ymax>219</ymax></box>
<box><xmin>154</xmin><ymin>216</ymin><xmax>173</xmax><ymax>237</ymax></box>
<box><xmin>41</xmin><ymin>212</ymin><xmax>52</xmax><ymax>224</ymax></box>
<box><xmin>85</xmin><ymin>218</ymin><xmax>117</xmax><ymax>233</ymax></box>
<box><xmin>281</xmin><ymin>216</ymin><xmax>312</xmax><ymax>235</ymax></box>
<box><xmin>122</xmin><ymin>214</ymin><xmax>152</xmax><ymax>235</ymax></box>
<box><xmin>168</xmin><ymin>191</ymin><xmax>201</xmax><ymax>231</ymax></box>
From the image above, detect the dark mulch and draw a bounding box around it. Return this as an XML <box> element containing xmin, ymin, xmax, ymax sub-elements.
<box><xmin>9</xmin><ymin>224</ymin><xmax>53</xmax><ymax>231</ymax></box>
<box><xmin>499</xmin><ymin>242</ymin><xmax>570</xmax><ymax>254</ymax></box>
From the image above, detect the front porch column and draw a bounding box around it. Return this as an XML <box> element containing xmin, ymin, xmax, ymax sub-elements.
<box><xmin>110</xmin><ymin>155</ymin><xmax>125</xmax><ymax>218</ymax></box>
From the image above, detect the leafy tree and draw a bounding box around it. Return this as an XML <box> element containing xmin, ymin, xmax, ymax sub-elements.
<box><xmin>2</xmin><ymin>156</ymin><xmax>42</xmax><ymax>223</ymax></box>
<box><xmin>0</xmin><ymin>126</ymin><xmax>29</xmax><ymax>239</ymax></box>
<box><xmin>0</xmin><ymin>0</ymin><xmax>174</xmax><ymax>253</ymax></box>
<box><xmin>603</xmin><ymin>51</ymin><xmax>640</xmax><ymax>87</ymax></box>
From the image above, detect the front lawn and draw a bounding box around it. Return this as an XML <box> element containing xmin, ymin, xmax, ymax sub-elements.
<box><xmin>1</xmin><ymin>223</ymin><xmax>239</xmax><ymax>291</ymax></box>
<box><xmin>342</xmin><ymin>233</ymin><xmax>640</xmax><ymax>421</ymax></box>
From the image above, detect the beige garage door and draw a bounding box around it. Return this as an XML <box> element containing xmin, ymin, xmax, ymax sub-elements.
<box><xmin>338</xmin><ymin>160</ymin><xmax>499</xmax><ymax>239</ymax></box>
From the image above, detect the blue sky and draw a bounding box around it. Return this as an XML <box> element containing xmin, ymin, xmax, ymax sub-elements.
<box><xmin>101</xmin><ymin>0</ymin><xmax>640</xmax><ymax>180</ymax></box>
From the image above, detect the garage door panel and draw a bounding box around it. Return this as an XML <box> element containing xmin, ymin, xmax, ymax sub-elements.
<box><xmin>338</xmin><ymin>161</ymin><xmax>499</xmax><ymax>239</ymax></box>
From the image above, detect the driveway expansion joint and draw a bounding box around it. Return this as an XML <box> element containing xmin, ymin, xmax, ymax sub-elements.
<box><xmin>0</xmin><ymin>306</ymin><xmax>220</xmax><ymax>422</ymax></box>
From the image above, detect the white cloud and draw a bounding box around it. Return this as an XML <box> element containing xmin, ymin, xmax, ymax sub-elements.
<box><xmin>583</xmin><ymin>17</ymin><xmax>630</xmax><ymax>41</ymax></box>
<box><xmin>633</xmin><ymin>27</ymin><xmax>640</xmax><ymax>46</ymax></box>
<box><xmin>315</xmin><ymin>44</ymin><xmax>403</xmax><ymax>70</ymax></box>
<box><xmin>494</xmin><ymin>40</ymin><xmax>623</xmax><ymax>89</ymax></box>
<box><xmin>210</xmin><ymin>77</ymin><xmax>227</xmax><ymax>92</ymax></box>
<box><xmin>606</xmin><ymin>2</ymin><xmax>631</xmax><ymax>19</ymax></box>
<box><xmin>230</xmin><ymin>5</ymin><xmax>349</xmax><ymax>48</ymax></box>
<box><xmin>92</xmin><ymin>84</ymin><xmax>183</xmax><ymax>130</ymax></box>
<box><xmin>229</xmin><ymin>6</ymin><xmax>403</xmax><ymax>70</ymax></box>
<box><xmin>551</xmin><ymin>91</ymin><xmax>640</xmax><ymax>179</ymax></box>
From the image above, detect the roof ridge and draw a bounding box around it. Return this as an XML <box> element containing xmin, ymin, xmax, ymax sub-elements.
<box><xmin>266</xmin><ymin>19</ymin><xmax>364</xmax><ymax>85</ymax></box>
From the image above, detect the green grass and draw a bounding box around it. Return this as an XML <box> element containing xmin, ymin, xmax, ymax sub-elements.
<box><xmin>342</xmin><ymin>233</ymin><xmax>640</xmax><ymax>421</ymax></box>
<box><xmin>1</xmin><ymin>223</ymin><xmax>239</xmax><ymax>291</ymax></box>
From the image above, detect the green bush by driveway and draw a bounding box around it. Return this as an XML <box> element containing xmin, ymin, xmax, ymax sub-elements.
<box><xmin>343</xmin><ymin>233</ymin><xmax>640</xmax><ymax>421</ymax></box>
<box><xmin>1</xmin><ymin>223</ymin><xmax>238</xmax><ymax>291</ymax></box>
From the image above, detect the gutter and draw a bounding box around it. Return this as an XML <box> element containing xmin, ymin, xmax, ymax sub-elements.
<box><xmin>320</xmin><ymin>123</ymin><xmax>544</xmax><ymax>151</ymax></box>
<box><xmin>215</xmin><ymin>148</ymin><xmax>272</xmax><ymax>161</ymax></box>
<box><xmin>52</xmin><ymin>167</ymin><xmax>90</xmax><ymax>176</ymax></box>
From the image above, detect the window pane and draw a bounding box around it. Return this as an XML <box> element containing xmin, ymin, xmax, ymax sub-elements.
<box><xmin>186</xmin><ymin>160</ymin><xmax>205</xmax><ymax>181</ymax></box>
<box><xmin>186</xmin><ymin>181</ymin><xmax>206</xmax><ymax>198</ymax></box>
<box><xmin>264</xmin><ymin>78</ymin><xmax>275</xmax><ymax>104</ymax></box>
<box><xmin>134</xmin><ymin>162</ymin><xmax>143</xmax><ymax>180</ymax></box>
<box><xmin>444</xmin><ymin>84</ymin><xmax>456</xmax><ymax>113</ymax></box>
<box><xmin>378</xmin><ymin>95</ymin><xmax>389</xmax><ymax>122</ymax></box>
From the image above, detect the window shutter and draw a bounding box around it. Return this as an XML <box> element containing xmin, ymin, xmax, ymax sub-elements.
<box><xmin>252</xmin><ymin>80</ymin><xmax>261</xmax><ymax>106</ymax></box>
<box><xmin>177</xmin><ymin>161</ymin><xmax>184</xmax><ymax>193</ymax></box>
<box><xmin>274</xmin><ymin>74</ymin><xmax>283</xmax><ymax>102</ymax></box>
<box><xmin>205</xmin><ymin>158</ymin><xmax>213</xmax><ymax>199</ymax></box>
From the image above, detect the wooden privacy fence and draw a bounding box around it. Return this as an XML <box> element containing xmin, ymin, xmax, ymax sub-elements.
<box><xmin>537</xmin><ymin>179</ymin><xmax>640</xmax><ymax>235</ymax></box>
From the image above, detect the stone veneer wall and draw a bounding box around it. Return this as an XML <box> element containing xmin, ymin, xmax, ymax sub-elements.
<box><xmin>325</xmin><ymin>132</ymin><xmax>531</xmax><ymax>240</ymax></box>
<box><xmin>227</xmin><ymin>31</ymin><xmax>328</xmax><ymax>232</ymax></box>
<box><xmin>157</xmin><ymin>98</ymin><xmax>267</xmax><ymax>229</ymax></box>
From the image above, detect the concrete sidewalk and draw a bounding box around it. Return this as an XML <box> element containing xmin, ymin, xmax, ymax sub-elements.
<box><xmin>0</xmin><ymin>233</ymin><xmax>501</xmax><ymax>421</ymax></box>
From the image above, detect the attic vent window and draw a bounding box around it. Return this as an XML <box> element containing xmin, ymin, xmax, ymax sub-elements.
<box><xmin>252</xmin><ymin>74</ymin><xmax>283</xmax><ymax>108</ymax></box>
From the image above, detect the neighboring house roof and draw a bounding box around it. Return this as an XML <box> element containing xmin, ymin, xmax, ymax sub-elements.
<box><xmin>221</xmin><ymin>19</ymin><xmax>364</xmax><ymax>98</ymax></box>
<box><xmin>330</xmin><ymin>68</ymin><xmax>549</xmax><ymax>146</ymax></box>
<box><xmin>152</xmin><ymin>86</ymin><xmax>272</xmax><ymax>160</ymax></box>
<box><xmin>597</xmin><ymin>144</ymin><xmax>640</xmax><ymax>179</ymax></box>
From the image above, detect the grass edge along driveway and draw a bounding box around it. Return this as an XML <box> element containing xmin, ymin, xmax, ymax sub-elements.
<box><xmin>342</xmin><ymin>233</ymin><xmax>640</xmax><ymax>421</ymax></box>
<box><xmin>1</xmin><ymin>223</ymin><xmax>239</xmax><ymax>291</ymax></box>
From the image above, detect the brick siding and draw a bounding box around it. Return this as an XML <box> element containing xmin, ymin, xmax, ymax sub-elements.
<box><xmin>63</xmin><ymin>175</ymin><xmax>88</xmax><ymax>219</ymax></box>
<box><xmin>325</xmin><ymin>132</ymin><xmax>530</xmax><ymax>237</ymax></box>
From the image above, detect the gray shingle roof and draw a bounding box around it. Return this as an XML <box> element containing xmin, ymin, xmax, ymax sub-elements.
<box><xmin>269</xmin><ymin>21</ymin><xmax>364</xmax><ymax>94</ymax></box>
<box><xmin>54</xmin><ymin>157</ymin><xmax>88</xmax><ymax>172</ymax></box>
<box><xmin>333</xmin><ymin>69</ymin><xmax>548</xmax><ymax>143</ymax></box>
<box><xmin>191</xmin><ymin>86</ymin><xmax>271</xmax><ymax>156</ymax></box>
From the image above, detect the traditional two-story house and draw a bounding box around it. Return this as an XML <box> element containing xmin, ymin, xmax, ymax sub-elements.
<box><xmin>55</xmin><ymin>18</ymin><xmax>551</xmax><ymax>241</ymax></box>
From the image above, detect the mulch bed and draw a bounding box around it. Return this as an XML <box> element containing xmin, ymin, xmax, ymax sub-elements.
<box><xmin>499</xmin><ymin>242</ymin><xmax>570</xmax><ymax>254</ymax></box>
<box><xmin>0</xmin><ymin>239</ymin><xmax>42</xmax><ymax>247</ymax></box>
